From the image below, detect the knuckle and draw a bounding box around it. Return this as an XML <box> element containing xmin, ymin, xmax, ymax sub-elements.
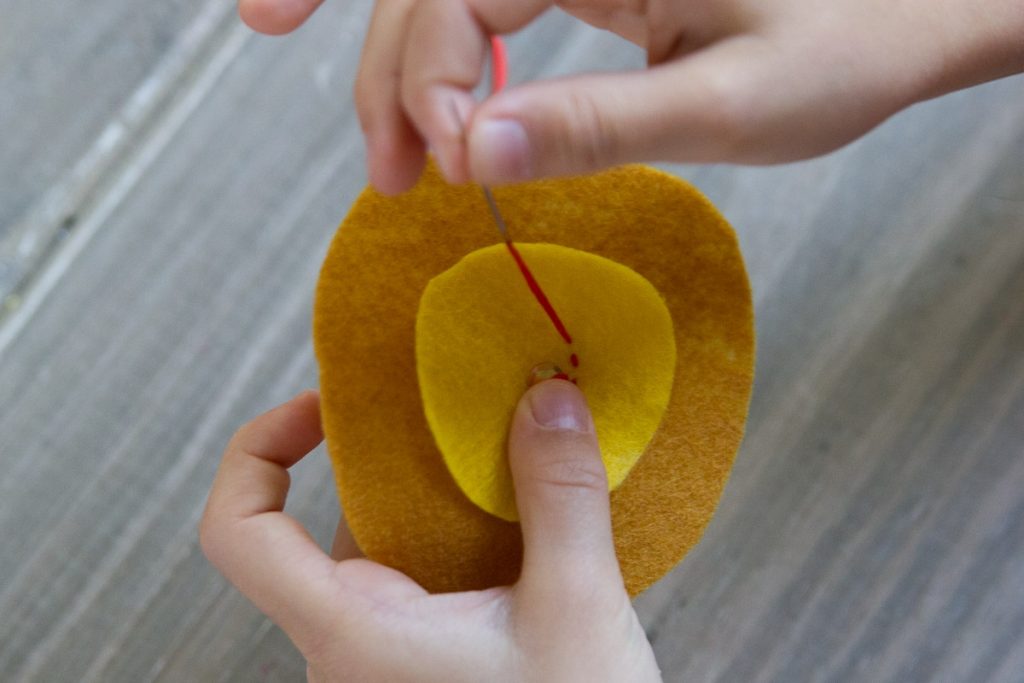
<box><xmin>197</xmin><ymin>503</ymin><xmax>240</xmax><ymax>569</ymax></box>
<box><xmin>396</xmin><ymin>81</ymin><xmax>415</xmax><ymax>120</ymax></box>
<box><xmin>693</xmin><ymin>69</ymin><xmax>753</xmax><ymax>158</ymax></box>
<box><xmin>352</xmin><ymin>76</ymin><xmax>373</xmax><ymax>116</ymax></box>
<box><xmin>398</xmin><ymin>75</ymin><xmax>431</xmax><ymax>124</ymax></box>
<box><xmin>558</xmin><ymin>90</ymin><xmax>621</xmax><ymax>171</ymax></box>
<box><xmin>352</xmin><ymin>76</ymin><xmax>382</xmax><ymax>133</ymax></box>
<box><xmin>532</xmin><ymin>453</ymin><xmax>608</xmax><ymax>494</ymax></box>
<box><xmin>563</xmin><ymin>576</ymin><xmax>628</xmax><ymax>616</ymax></box>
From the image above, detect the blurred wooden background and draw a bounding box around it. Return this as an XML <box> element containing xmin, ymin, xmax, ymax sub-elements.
<box><xmin>1</xmin><ymin>2</ymin><xmax>1022</xmax><ymax>681</ymax></box>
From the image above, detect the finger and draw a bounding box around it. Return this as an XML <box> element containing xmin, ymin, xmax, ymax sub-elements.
<box><xmin>199</xmin><ymin>390</ymin><xmax>340</xmax><ymax>647</ymax></box>
<box><xmin>399</xmin><ymin>0</ymin><xmax>551</xmax><ymax>186</ymax></box>
<box><xmin>238</xmin><ymin>0</ymin><xmax>324</xmax><ymax>35</ymax></box>
<box><xmin>554</xmin><ymin>0</ymin><xmax>649</xmax><ymax>46</ymax></box>
<box><xmin>330</xmin><ymin>515</ymin><xmax>364</xmax><ymax>561</ymax></box>
<box><xmin>355</xmin><ymin>0</ymin><xmax>426</xmax><ymax>195</ymax></box>
<box><xmin>507</xmin><ymin>380</ymin><xmax>622</xmax><ymax>598</ymax></box>
<box><xmin>467</xmin><ymin>37</ymin><xmax>782</xmax><ymax>183</ymax></box>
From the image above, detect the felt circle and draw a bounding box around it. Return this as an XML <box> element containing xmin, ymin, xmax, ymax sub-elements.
<box><xmin>314</xmin><ymin>163</ymin><xmax>754</xmax><ymax>596</ymax></box>
<box><xmin>416</xmin><ymin>243</ymin><xmax>677</xmax><ymax>521</ymax></box>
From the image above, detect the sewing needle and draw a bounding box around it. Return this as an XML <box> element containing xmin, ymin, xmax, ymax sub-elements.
<box><xmin>481</xmin><ymin>186</ymin><xmax>510</xmax><ymax>241</ymax></box>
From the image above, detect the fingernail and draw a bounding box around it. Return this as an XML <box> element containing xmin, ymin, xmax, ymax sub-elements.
<box><xmin>472</xmin><ymin>119</ymin><xmax>530</xmax><ymax>182</ymax></box>
<box><xmin>528</xmin><ymin>380</ymin><xmax>593</xmax><ymax>433</ymax></box>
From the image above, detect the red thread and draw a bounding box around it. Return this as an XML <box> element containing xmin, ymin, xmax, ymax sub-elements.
<box><xmin>504</xmin><ymin>241</ymin><xmax>573</xmax><ymax>345</ymax></box>
<box><xmin>490</xmin><ymin>36</ymin><xmax>508</xmax><ymax>92</ymax></box>
<box><xmin>570</xmin><ymin>353</ymin><xmax>579</xmax><ymax>367</ymax></box>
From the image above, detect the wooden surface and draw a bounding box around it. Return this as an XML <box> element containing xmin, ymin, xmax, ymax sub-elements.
<box><xmin>1</xmin><ymin>3</ymin><xmax>1022</xmax><ymax>681</ymax></box>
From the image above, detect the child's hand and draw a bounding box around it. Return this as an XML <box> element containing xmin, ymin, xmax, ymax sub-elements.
<box><xmin>238</xmin><ymin>0</ymin><xmax>1022</xmax><ymax>193</ymax></box>
<box><xmin>200</xmin><ymin>382</ymin><xmax>662</xmax><ymax>682</ymax></box>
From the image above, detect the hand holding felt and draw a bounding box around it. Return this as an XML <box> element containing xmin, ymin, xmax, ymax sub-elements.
<box><xmin>201</xmin><ymin>387</ymin><xmax>663</xmax><ymax>682</ymax></box>
<box><xmin>314</xmin><ymin>163</ymin><xmax>754</xmax><ymax>596</ymax></box>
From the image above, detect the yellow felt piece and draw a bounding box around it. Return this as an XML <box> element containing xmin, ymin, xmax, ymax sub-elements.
<box><xmin>417</xmin><ymin>243</ymin><xmax>676</xmax><ymax>521</ymax></box>
<box><xmin>314</xmin><ymin>162</ymin><xmax>755</xmax><ymax>596</ymax></box>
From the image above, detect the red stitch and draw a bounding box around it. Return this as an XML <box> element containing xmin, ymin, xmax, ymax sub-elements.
<box><xmin>504</xmin><ymin>240</ymin><xmax>572</xmax><ymax>345</ymax></box>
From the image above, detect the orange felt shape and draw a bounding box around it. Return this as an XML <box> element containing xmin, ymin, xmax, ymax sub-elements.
<box><xmin>314</xmin><ymin>163</ymin><xmax>755</xmax><ymax>596</ymax></box>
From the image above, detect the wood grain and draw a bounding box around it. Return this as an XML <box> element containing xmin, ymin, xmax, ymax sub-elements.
<box><xmin>1</xmin><ymin>3</ymin><xmax>1022</xmax><ymax>681</ymax></box>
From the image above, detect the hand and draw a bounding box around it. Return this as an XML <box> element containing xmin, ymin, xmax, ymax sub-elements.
<box><xmin>200</xmin><ymin>382</ymin><xmax>662</xmax><ymax>682</ymax></box>
<box><xmin>238</xmin><ymin>0</ymin><xmax>1023</xmax><ymax>193</ymax></box>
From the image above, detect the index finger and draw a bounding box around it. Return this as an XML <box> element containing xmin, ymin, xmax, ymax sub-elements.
<box><xmin>199</xmin><ymin>390</ymin><xmax>340</xmax><ymax>649</ymax></box>
<box><xmin>397</xmin><ymin>0</ymin><xmax>552</xmax><ymax>184</ymax></box>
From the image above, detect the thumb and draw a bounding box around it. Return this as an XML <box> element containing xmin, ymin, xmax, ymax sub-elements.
<box><xmin>508</xmin><ymin>379</ymin><xmax>622</xmax><ymax>594</ymax></box>
<box><xmin>467</xmin><ymin>42</ymin><xmax>767</xmax><ymax>183</ymax></box>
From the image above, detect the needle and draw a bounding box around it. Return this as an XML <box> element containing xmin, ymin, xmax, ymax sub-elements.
<box><xmin>447</xmin><ymin>100</ymin><xmax>573</xmax><ymax>345</ymax></box>
<box><xmin>442</xmin><ymin>34</ymin><xmax>513</xmax><ymax>242</ymax></box>
<box><xmin>448</xmin><ymin>98</ymin><xmax>511</xmax><ymax>242</ymax></box>
<box><xmin>450</xmin><ymin>36</ymin><xmax>579</xmax><ymax>370</ymax></box>
<box><xmin>481</xmin><ymin>186</ymin><xmax>510</xmax><ymax>241</ymax></box>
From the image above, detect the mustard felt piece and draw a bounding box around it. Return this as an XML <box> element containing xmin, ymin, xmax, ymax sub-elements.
<box><xmin>417</xmin><ymin>243</ymin><xmax>676</xmax><ymax>521</ymax></box>
<box><xmin>313</xmin><ymin>162</ymin><xmax>755</xmax><ymax>596</ymax></box>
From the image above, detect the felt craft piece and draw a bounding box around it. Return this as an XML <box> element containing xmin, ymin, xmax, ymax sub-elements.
<box><xmin>314</xmin><ymin>162</ymin><xmax>755</xmax><ymax>597</ymax></box>
<box><xmin>416</xmin><ymin>242</ymin><xmax>677</xmax><ymax>522</ymax></box>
